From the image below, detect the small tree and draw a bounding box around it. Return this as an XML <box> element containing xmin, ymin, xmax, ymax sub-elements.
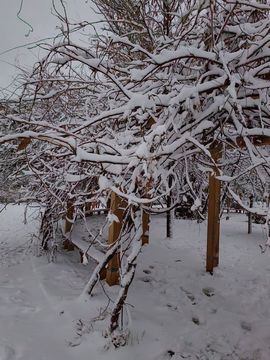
<box><xmin>1</xmin><ymin>0</ymin><xmax>270</xmax><ymax>341</ymax></box>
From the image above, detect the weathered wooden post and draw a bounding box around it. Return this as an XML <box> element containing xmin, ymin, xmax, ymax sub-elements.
<box><xmin>206</xmin><ymin>143</ymin><xmax>222</xmax><ymax>273</ymax></box>
<box><xmin>166</xmin><ymin>174</ymin><xmax>173</xmax><ymax>238</ymax></box>
<box><xmin>142</xmin><ymin>209</ymin><xmax>150</xmax><ymax>245</ymax></box>
<box><xmin>248</xmin><ymin>195</ymin><xmax>253</xmax><ymax>234</ymax></box>
<box><xmin>205</xmin><ymin>135</ymin><xmax>270</xmax><ymax>272</ymax></box>
<box><xmin>141</xmin><ymin>178</ymin><xmax>152</xmax><ymax>245</ymax></box>
<box><xmin>267</xmin><ymin>194</ymin><xmax>270</xmax><ymax>238</ymax></box>
<box><xmin>63</xmin><ymin>200</ymin><xmax>75</xmax><ymax>251</ymax></box>
<box><xmin>106</xmin><ymin>192</ymin><xmax>125</xmax><ymax>286</ymax></box>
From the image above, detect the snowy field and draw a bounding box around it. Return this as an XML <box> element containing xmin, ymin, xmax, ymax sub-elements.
<box><xmin>0</xmin><ymin>205</ymin><xmax>270</xmax><ymax>360</ymax></box>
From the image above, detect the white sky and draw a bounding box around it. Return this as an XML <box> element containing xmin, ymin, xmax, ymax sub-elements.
<box><xmin>0</xmin><ymin>0</ymin><xmax>98</xmax><ymax>93</ymax></box>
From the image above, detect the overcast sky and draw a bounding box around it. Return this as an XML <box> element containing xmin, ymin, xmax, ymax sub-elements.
<box><xmin>0</xmin><ymin>0</ymin><xmax>97</xmax><ymax>93</ymax></box>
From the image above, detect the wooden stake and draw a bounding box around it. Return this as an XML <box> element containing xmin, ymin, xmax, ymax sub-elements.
<box><xmin>63</xmin><ymin>200</ymin><xmax>75</xmax><ymax>251</ymax></box>
<box><xmin>166</xmin><ymin>174</ymin><xmax>173</xmax><ymax>238</ymax></box>
<box><xmin>142</xmin><ymin>209</ymin><xmax>150</xmax><ymax>245</ymax></box>
<box><xmin>106</xmin><ymin>192</ymin><xmax>125</xmax><ymax>286</ymax></box>
<box><xmin>205</xmin><ymin>135</ymin><xmax>270</xmax><ymax>272</ymax></box>
<box><xmin>248</xmin><ymin>195</ymin><xmax>253</xmax><ymax>234</ymax></box>
<box><xmin>142</xmin><ymin>178</ymin><xmax>152</xmax><ymax>244</ymax></box>
<box><xmin>64</xmin><ymin>200</ymin><xmax>75</xmax><ymax>234</ymax></box>
<box><xmin>206</xmin><ymin>144</ymin><xmax>222</xmax><ymax>273</ymax></box>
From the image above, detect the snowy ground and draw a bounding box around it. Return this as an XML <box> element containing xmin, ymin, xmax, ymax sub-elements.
<box><xmin>0</xmin><ymin>205</ymin><xmax>270</xmax><ymax>360</ymax></box>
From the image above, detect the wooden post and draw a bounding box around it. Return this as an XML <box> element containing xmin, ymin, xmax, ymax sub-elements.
<box><xmin>141</xmin><ymin>178</ymin><xmax>152</xmax><ymax>244</ymax></box>
<box><xmin>142</xmin><ymin>209</ymin><xmax>150</xmax><ymax>245</ymax></box>
<box><xmin>248</xmin><ymin>195</ymin><xmax>253</xmax><ymax>234</ymax></box>
<box><xmin>267</xmin><ymin>195</ymin><xmax>270</xmax><ymax>238</ymax></box>
<box><xmin>166</xmin><ymin>174</ymin><xmax>173</xmax><ymax>238</ymax></box>
<box><xmin>204</xmin><ymin>135</ymin><xmax>270</xmax><ymax>272</ymax></box>
<box><xmin>106</xmin><ymin>192</ymin><xmax>125</xmax><ymax>286</ymax></box>
<box><xmin>206</xmin><ymin>144</ymin><xmax>222</xmax><ymax>273</ymax></box>
<box><xmin>64</xmin><ymin>200</ymin><xmax>75</xmax><ymax>233</ymax></box>
<box><xmin>63</xmin><ymin>200</ymin><xmax>75</xmax><ymax>251</ymax></box>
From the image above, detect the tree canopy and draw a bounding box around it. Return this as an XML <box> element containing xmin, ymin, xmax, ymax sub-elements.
<box><xmin>0</xmin><ymin>0</ymin><xmax>270</xmax><ymax>339</ymax></box>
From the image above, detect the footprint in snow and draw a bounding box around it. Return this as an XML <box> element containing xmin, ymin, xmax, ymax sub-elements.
<box><xmin>180</xmin><ymin>287</ymin><xmax>197</xmax><ymax>305</ymax></box>
<box><xmin>202</xmin><ymin>287</ymin><xmax>215</xmax><ymax>297</ymax></box>
<box><xmin>140</xmin><ymin>276</ymin><xmax>153</xmax><ymax>283</ymax></box>
<box><xmin>240</xmin><ymin>320</ymin><xmax>252</xmax><ymax>332</ymax></box>
<box><xmin>143</xmin><ymin>269</ymin><xmax>151</xmax><ymax>274</ymax></box>
<box><xmin>166</xmin><ymin>303</ymin><xmax>178</xmax><ymax>311</ymax></box>
<box><xmin>192</xmin><ymin>316</ymin><xmax>200</xmax><ymax>325</ymax></box>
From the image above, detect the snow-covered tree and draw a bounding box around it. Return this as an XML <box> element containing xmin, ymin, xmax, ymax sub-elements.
<box><xmin>0</xmin><ymin>0</ymin><xmax>270</xmax><ymax>340</ymax></box>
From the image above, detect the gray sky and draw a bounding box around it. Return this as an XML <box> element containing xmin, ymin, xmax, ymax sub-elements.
<box><xmin>0</xmin><ymin>0</ymin><xmax>97</xmax><ymax>93</ymax></box>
